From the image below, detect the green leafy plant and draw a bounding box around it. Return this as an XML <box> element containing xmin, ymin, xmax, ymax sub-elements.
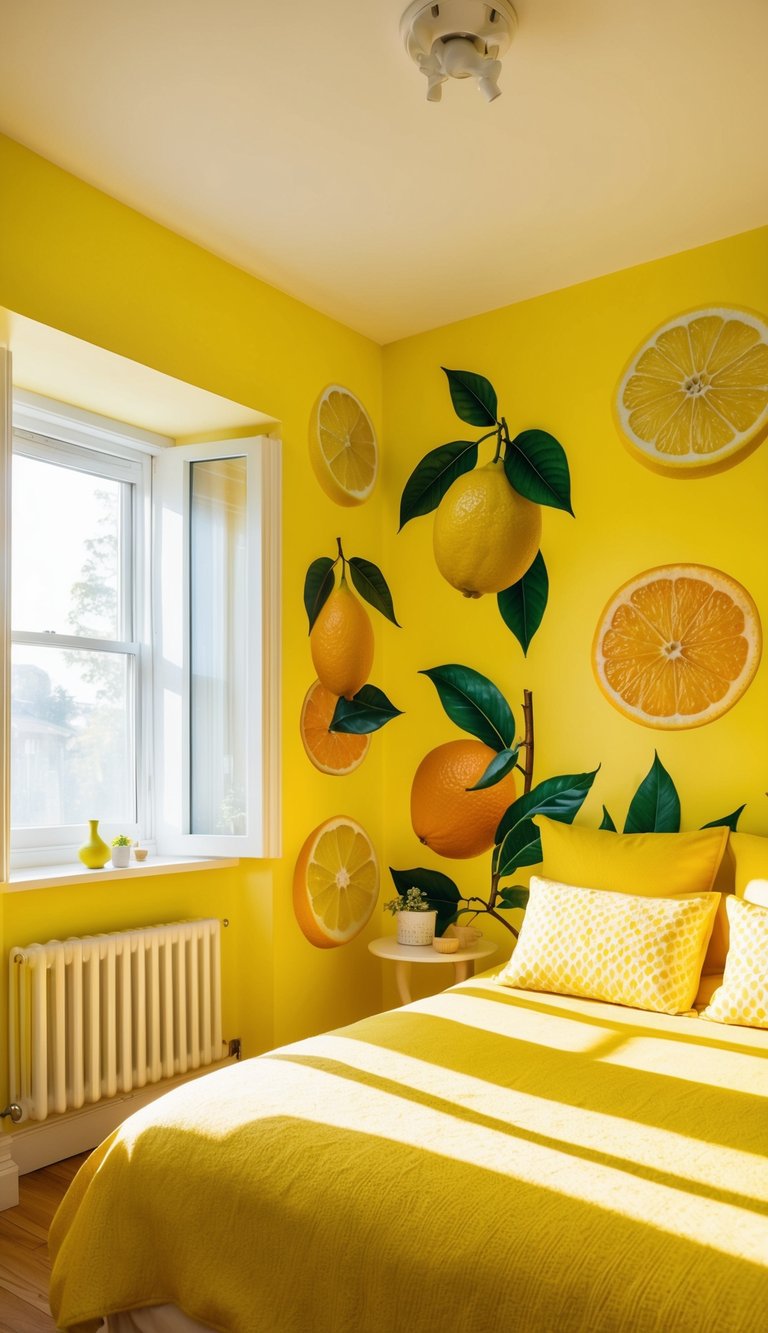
<box><xmin>303</xmin><ymin>538</ymin><xmax>403</xmax><ymax>734</ymax></box>
<box><xmin>383</xmin><ymin>887</ymin><xmax>432</xmax><ymax>915</ymax></box>
<box><xmin>398</xmin><ymin>368</ymin><xmax>573</xmax><ymax>653</ymax></box>
<box><xmin>111</xmin><ymin>834</ymin><xmax>132</xmax><ymax>847</ymax></box>
<box><xmin>392</xmin><ymin>661</ymin><xmax>599</xmax><ymax>935</ymax></box>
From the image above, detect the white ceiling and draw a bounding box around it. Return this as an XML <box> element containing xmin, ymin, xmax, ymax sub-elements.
<box><xmin>1</xmin><ymin>0</ymin><xmax>766</xmax><ymax>344</ymax></box>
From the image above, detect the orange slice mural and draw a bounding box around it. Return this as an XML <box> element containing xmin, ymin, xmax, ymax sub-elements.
<box><xmin>593</xmin><ymin>564</ymin><xmax>762</xmax><ymax>729</ymax></box>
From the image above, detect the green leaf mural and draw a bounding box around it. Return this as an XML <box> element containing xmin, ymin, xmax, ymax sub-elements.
<box><xmin>701</xmin><ymin>806</ymin><xmax>746</xmax><ymax>832</ymax></box>
<box><xmin>420</xmin><ymin>664</ymin><xmax>515</xmax><ymax>751</ymax></box>
<box><xmin>348</xmin><ymin>557</ymin><xmax>400</xmax><ymax>626</ymax></box>
<box><xmin>497</xmin><ymin>552</ymin><xmax>549</xmax><ymax>656</ymax></box>
<box><xmin>623</xmin><ymin>752</ymin><xmax>681</xmax><ymax>834</ymax></box>
<box><xmin>495</xmin><ymin>770</ymin><xmax>599</xmax><ymax>843</ymax></box>
<box><xmin>399</xmin><ymin>440</ymin><xmax>479</xmax><ymax>530</ymax></box>
<box><xmin>467</xmin><ymin>747</ymin><xmax>520</xmax><ymax>792</ymax></box>
<box><xmin>330</xmin><ymin>684</ymin><xmax>403</xmax><ymax>735</ymax></box>
<box><xmin>503</xmin><ymin>429</ymin><xmax>574</xmax><ymax>515</ymax></box>
<box><xmin>442</xmin><ymin>367</ymin><xmax>498</xmax><ymax>427</ymax></box>
<box><xmin>303</xmin><ymin>556</ymin><xmax>335</xmax><ymax>633</ymax></box>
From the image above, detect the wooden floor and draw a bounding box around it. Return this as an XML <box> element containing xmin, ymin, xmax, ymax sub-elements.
<box><xmin>0</xmin><ymin>1154</ymin><xmax>89</xmax><ymax>1333</ymax></box>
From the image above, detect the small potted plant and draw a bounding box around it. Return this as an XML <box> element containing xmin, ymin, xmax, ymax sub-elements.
<box><xmin>383</xmin><ymin>886</ymin><xmax>438</xmax><ymax>946</ymax></box>
<box><xmin>111</xmin><ymin>835</ymin><xmax>132</xmax><ymax>868</ymax></box>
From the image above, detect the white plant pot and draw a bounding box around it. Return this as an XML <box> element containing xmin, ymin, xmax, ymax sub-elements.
<box><xmin>396</xmin><ymin>910</ymin><xmax>437</xmax><ymax>946</ymax></box>
<box><xmin>111</xmin><ymin>846</ymin><xmax>131</xmax><ymax>868</ymax></box>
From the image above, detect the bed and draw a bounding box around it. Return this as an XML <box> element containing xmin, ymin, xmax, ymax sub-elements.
<box><xmin>49</xmin><ymin>965</ymin><xmax>768</xmax><ymax>1333</ymax></box>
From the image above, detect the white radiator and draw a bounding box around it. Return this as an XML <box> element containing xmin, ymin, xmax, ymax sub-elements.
<box><xmin>8</xmin><ymin>919</ymin><xmax>223</xmax><ymax>1123</ymax></box>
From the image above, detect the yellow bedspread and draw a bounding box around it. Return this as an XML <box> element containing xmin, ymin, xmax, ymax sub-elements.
<box><xmin>49</xmin><ymin>978</ymin><xmax>768</xmax><ymax>1333</ymax></box>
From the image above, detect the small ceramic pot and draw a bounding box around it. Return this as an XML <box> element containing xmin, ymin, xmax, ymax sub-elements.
<box><xmin>396</xmin><ymin>910</ymin><xmax>437</xmax><ymax>946</ymax></box>
<box><xmin>111</xmin><ymin>845</ymin><xmax>131</xmax><ymax>868</ymax></box>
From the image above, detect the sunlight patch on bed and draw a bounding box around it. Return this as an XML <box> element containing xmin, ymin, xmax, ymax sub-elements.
<box><xmin>256</xmin><ymin>1044</ymin><xmax>768</xmax><ymax>1268</ymax></box>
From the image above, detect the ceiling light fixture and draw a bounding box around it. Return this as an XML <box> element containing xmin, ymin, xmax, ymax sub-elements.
<box><xmin>401</xmin><ymin>0</ymin><xmax>518</xmax><ymax>103</ymax></box>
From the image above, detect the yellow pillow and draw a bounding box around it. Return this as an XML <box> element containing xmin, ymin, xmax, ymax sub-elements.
<box><xmin>701</xmin><ymin>897</ymin><xmax>768</xmax><ymax>1030</ymax></box>
<box><xmin>535</xmin><ymin>818</ymin><xmax>728</xmax><ymax>974</ymax></box>
<box><xmin>497</xmin><ymin>875</ymin><xmax>719</xmax><ymax>1015</ymax></box>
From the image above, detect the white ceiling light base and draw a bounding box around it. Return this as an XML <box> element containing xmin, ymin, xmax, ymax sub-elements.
<box><xmin>401</xmin><ymin>0</ymin><xmax>518</xmax><ymax>102</ymax></box>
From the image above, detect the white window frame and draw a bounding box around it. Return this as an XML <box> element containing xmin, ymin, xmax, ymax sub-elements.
<box><xmin>0</xmin><ymin>358</ymin><xmax>281</xmax><ymax>878</ymax></box>
<box><xmin>153</xmin><ymin>438</ymin><xmax>281</xmax><ymax>858</ymax></box>
<box><xmin>10</xmin><ymin>430</ymin><xmax>151</xmax><ymax>863</ymax></box>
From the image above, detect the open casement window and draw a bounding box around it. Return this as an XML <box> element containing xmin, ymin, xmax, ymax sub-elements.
<box><xmin>153</xmin><ymin>438</ymin><xmax>281</xmax><ymax>858</ymax></box>
<box><xmin>0</xmin><ymin>350</ymin><xmax>11</xmax><ymax>880</ymax></box>
<box><xmin>0</xmin><ymin>354</ymin><xmax>281</xmax><ymax>878</ymax></box>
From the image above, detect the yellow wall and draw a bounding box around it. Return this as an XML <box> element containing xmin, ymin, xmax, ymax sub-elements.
<box><xmin>0</xmin><ymin>134</ymin><xmax>388</xmax><ymax>1094</ymax></box>
<box><xmin>1</xmin><ymin>131</ymin><xmax>767</xmax><ymax>1063</ymax></box>
<box><xmin>382</xmin><ymin>225</ymin><xmax>768</xmax><ymax>971</ymax></box>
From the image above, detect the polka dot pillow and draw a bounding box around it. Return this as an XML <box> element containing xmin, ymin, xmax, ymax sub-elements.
<box><xmin>701</xmin><ymin>896</ymin><xmax>768</xmax><ymax>1029</ymax></box>
<box><xmin>498</xmin><ymin>875</ymin><xmax>719</xmax><ymax>1015</ymax></box>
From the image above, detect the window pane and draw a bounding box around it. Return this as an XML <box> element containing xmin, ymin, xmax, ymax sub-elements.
<box><xmin>11</xmin><ymin>645</ymin><xmax>135</xmax><ymax>828</ymax></box>
<box><xmin>190</xmin><ymin>458</ymin><xmax>247</xmax><ymax>835</ymax></box>
<box><xmin>12</xmin><ymin>453</ymin><xmax>125</xmax><ymax>639</ymax></box>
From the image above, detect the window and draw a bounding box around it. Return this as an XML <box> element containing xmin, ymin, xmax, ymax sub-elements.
<box><xmin>11</xmin><ymin>433</ymin><xmax>148</xmax><ymax>857</ymax></box>
<box><xmin>0</xmin><ymin>361</ymin><xmax>280</xmax><ymax>876</ymax></box>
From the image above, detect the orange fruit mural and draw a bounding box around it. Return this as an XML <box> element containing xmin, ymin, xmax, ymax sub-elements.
<box><xmin>593</xmin><ymin>564</ymin><xmax>762</xmax><ymax>729</ymax></box>
<box><xmin>293</xmin><ymin>816</ymin><xmax>379</xmax><ymax>948</ymax></box>
<box><xmin>410</xmin><ymin>738</ymin><xmax>517</xmax><ymax>858</ymax></box>
<box><xmin>615</xmin><ymin>308</ymin><xmax>768</xmax><ymax>475</ymax></box>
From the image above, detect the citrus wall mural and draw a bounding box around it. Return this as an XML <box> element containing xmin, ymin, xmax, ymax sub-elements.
<box><xmin>614</xmin><ymin>307</ymin><xmax>768</xmax><ymax>476</ymax></box>
<box><xmin>308</xmin><ymin>385</ymin><xmax>378</xmax><ymax>505</ymax></box>
<box><xmin>592</xmin><ymin>563</ymin><xmax>762</xmax><ymax>730</ymax></box>
<box><xmin>398</xmin><ymin>368</ymin><xmax>573</xmax><ymax>654</ymax></box>
<box><xmin>294</xmin><ymin>298</ymin><xmax>767</xmax><ymax>947</ymax></box>
<box><xmin>293</xmin><ymin>816</ymin><xmax>380</xmax><ymax>948</ymax></box>
<box><xmin>302</xmin><ymin>538</ymin><xmax>402</xmax><ymax>743</ymax></box>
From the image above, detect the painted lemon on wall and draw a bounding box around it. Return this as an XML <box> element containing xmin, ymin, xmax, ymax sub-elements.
<box><xmin>410</xmin><ymin>738</ymin><xmax>517</xmax><ymax>858</ymax></box>
<box><xmin>593</xmin><ymin>564</ymin><xmax>762</xmax><ymax>729</ymax></box>
<box><xmin>615</xmin><ymin>307</ymin><xmax>768</xmax><ymax>475</ymax></box>
<box><xmin>309</xmin><ymin>385</ymin><xmax>378</xmax><ymax>506</ymax></box>
<box><xmin>433</xmin><ymin>459</ymin><xmax>542</xmax><ymax>597</ymax></box>
<box><xmin>293</xmin><ymin>816</ymin><xmax>379</xmax><ymax>948</ymax></box>
<box><xmin>300</xmin><ymin>679</ymin><xmax>370</xmax><ymax>775</ymax></box>
<box><xmin>310</xmin><ymin>578</ymin><xmax>374</xmax><ymax>700</ymax></box>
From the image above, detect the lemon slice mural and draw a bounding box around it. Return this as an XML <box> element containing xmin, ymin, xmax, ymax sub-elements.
<box><xmin>293</xmin><ymin>816</ymin><xmax>379</xmax><ymax>947</ymax></box>
<box><xmin>615</xmin><ymin>308</ymin><xmax>768</xmax><ymax>475</ymax></box>
<box><xmin>309</xmin><ymin>385</ymin><xmax>378</xmax><ymax>506</ymax></box>
<box><xmin>593</xmin><ymin>564</ymin><xmax>762</xmax><ymax>730</ymax></box>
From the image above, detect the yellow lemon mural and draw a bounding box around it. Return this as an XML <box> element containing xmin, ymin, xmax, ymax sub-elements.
<box><xmin>293</xmin><ymin>816</ymin><xmax>379</xmax><ymax>948</ymax></box>
<box><xmin>615</xmin><ymin>307</ymin><xmax>768</xmax><ymax>475</ymax></box>
<box><xmin>309</xmin><ymin>384</ymin><xmax>378</xmax><ymax>506</ymax></box>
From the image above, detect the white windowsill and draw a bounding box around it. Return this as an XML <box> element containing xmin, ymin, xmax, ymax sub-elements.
<box><xmin>2</xmin><ymin>855</ymin><xmax>240</xmax><ymax>893</ymax></box>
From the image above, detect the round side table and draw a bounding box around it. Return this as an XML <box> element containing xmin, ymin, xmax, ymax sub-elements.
<box><xmin>368</xmin><ymin>936</ymin><xmax>498</xmax><ymax>1005</ymax></box>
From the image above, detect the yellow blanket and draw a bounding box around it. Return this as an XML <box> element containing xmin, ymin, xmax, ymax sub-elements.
<box><xmin>50</xmin><ymin>979</ymin><xmax>768</xmax><ymax>1332</ymax></box>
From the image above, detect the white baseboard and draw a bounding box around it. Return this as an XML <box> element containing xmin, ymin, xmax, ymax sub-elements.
<box><xmin>4</xmin><ymin>1059</ymin><xmax>234</xmax><ymax>1197</ymax></box>
<box><xmin>0</xmin><ymin>1139</ymin><xmax>19</xmax><ymax>1210</ymax></box>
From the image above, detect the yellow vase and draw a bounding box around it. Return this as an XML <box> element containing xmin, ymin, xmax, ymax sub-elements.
<box><xmin>78</xmin><ymin>819</ymin><xmax>110</xmax><ymax>870</ymax></box>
